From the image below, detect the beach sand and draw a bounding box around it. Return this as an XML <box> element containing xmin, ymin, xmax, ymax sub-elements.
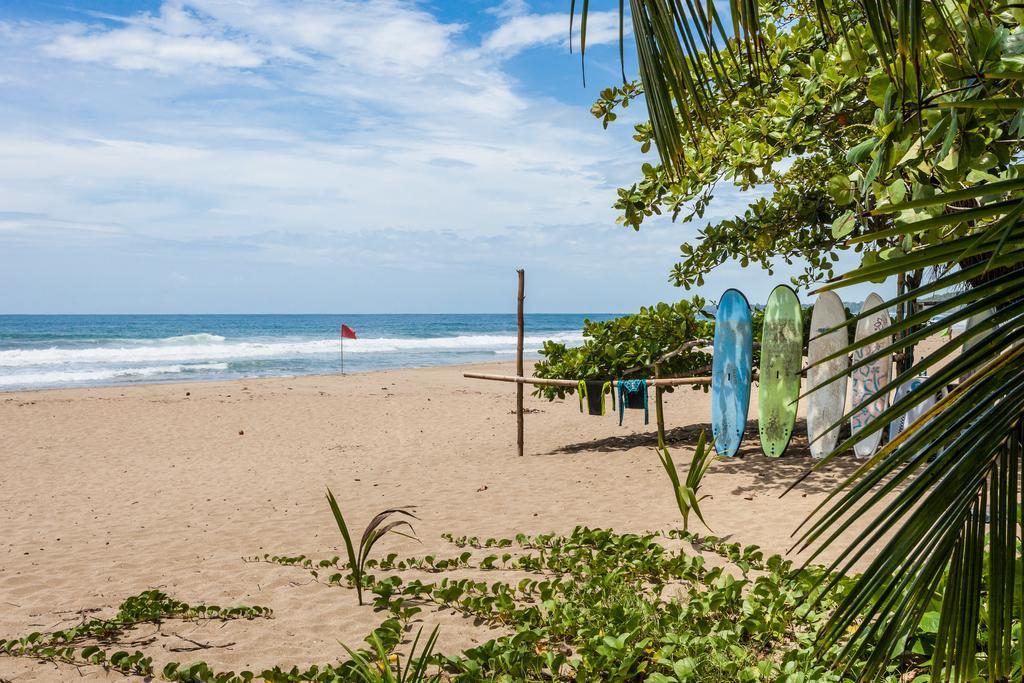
<box><xmin>0</xmin><ymin>343</ymin><xmax>945</xmax><ymax>680</ymax></box>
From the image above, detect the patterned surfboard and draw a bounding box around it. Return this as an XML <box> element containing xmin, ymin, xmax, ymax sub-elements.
<box><xmin>850</xmin><ymin>292</ymin><xmax>892</xmax><ymax>458</ymax></box>
<box><xmin>758</xmin><ymin>285</ymin><xmax>803</xmax><ymax>458</ymax></box>
<box><xmin>711</xmin><ymin>289</ymin><xmax>754</xmax><ymax>457</ymax></box>
<box><xmin>806</xmin><ymin>291</ymin><xmax>849</xmax><ymax>459</ymax></box>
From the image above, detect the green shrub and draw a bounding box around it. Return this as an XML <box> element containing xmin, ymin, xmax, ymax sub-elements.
<box><xmin>533</xmin><ymin>297</ymin><xmax>714</xmax><ymax>399</ymax></box>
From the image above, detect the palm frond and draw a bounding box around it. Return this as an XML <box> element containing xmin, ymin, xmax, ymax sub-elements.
<box><xmin>791</xmin><ymin>195</ymin><xmax>1024</xmax><ymax>679</ymax></box>
<box><xmin>571</xmin><ymin>0</ymin><xmax>751</xmax><ymax>176</ymax></box>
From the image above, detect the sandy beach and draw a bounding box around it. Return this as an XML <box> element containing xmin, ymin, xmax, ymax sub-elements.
<box><xmin>0</xmin><ymin>350</ymin><xmax>940</xmax><ymax>681</ymax></box>
<box><xmin>1</xmin><ymin>0</ymin><xmax>1009</xmax><ymax>675</ymax></box>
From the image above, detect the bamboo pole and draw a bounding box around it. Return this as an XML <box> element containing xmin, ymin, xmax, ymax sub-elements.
<box><xmin>516</xmin><ymin>269</ymin><xmax>525</xmax><ymax>457</ymax></box>
<box><xmin>463</xmin><ymin>372</ymin><xmax>715</xmax><ymax>387</ymax></box>
<box><xmin>654</xmin><ymin>363</ymin><xmax>666</xmax><ymax>448</ymax></box>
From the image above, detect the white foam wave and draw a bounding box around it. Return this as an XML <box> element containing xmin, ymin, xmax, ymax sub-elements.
<box><xmin>0</xmin><ymin>363</ymin><xmax>230</xmax><ymax>387</ymax></box>
<box><xmin>155</xmin><ymin>333</ymin><xmax>226</xmax><ymax>345</ymax></box>
<box><xmin>0</xmin><ymin>332</ymin><xmax>584</xmax><ymax>368</ymax></box>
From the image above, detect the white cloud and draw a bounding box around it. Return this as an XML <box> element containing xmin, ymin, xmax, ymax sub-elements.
<box><xmin>0</xmin><ymin>0</ymin><xmax>643</xmax><ymax>248</ymax></box>
<box><xmin>40</xmin><ymin>0</ymin><xmax>470</xmax><ymax>80</ymax></box>
<box><xmin>487</xmin><ymin>0</ymin><xmax>531</xmax><ymax>19</ymax></box>
<box><xmin>46</xmin><ymin>31</ymin><xmax>262</xmax><ymax>72</ymax></box>
<box><xmin>483</xmin><ymin>10</ymin><xmax>624</xmax><ymax>57</ymax></box>
<box><xmin>43</xmin><ymin>4</ymin><xmax>265</xmax><ymax>72</ymax></box>
<box><xmin>184</xmin><ymin>0</ymin><xmax>463</xmax><ymax>76</ymax></box>
<box><xmin>1</xmin><ymin>0</ymin><xmax>834</xmax><ymax>311</ymax></box>
<box><xmin>38</xmin><ymin>1</ymin><xmax>527</xmax><ymax>118</ymax></box>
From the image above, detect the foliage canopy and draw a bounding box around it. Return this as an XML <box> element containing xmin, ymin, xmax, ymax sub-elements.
<box><xmin>532</xmin><ymin>297</ymin><xmax>714</xmax><ymax>397</ymax></box>
<box><xmin>592</xmin><ymin>0</ymin><xmax>875</xmax><ymax>288</ymax></box>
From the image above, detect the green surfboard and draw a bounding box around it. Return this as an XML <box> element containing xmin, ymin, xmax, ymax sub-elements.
<box><xmin>758</xmin><ymin>285</ymin><xmax>803</xmax><ymax>457</ymax></box>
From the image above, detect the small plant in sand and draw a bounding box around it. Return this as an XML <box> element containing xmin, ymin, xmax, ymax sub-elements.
<box><xmin>0</xmin><ymin>590</ymin><xmax>272</xmax><ymax>679</ymax></box>
<box><xmin>326</xmin><ymin>488</ymin><xmax>419</xmax><ymax>605</ymax></box>
<box><xmin>657</xmin><ymin>431</ymin><xmax>713</xmax><ymax>533</ymax></box>
<box><xmin>340</xmin><ymin>625</ymin><xmax>441</xmax><ymax>683</ymax></box>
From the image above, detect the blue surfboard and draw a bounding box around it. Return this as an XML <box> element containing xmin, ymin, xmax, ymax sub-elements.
<box><xmin>711</xmin><ymin>289</ymin><xmax>754</xmax><ymax>457</ymax></box>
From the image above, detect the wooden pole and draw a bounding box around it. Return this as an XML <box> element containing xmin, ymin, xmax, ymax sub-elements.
<box><xmin>654</xmin><ymin>363</ymin><xmax>666</xmax><ymax>448</ymax></box>
<box><xmin>516</xmin><ymin>269</ymin><xmax>525</xmax><ymax>457</ymax></box>
<box><xmin>463</xmin><ymin>372</ymin><xmax>717</xmax><ymax>387</ymax></box>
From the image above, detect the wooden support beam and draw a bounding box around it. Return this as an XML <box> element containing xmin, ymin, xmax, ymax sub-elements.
<box><xmin>463</xmin><ymin>372</ymin><xmax>715</xmax><ymax>387</ymax></box>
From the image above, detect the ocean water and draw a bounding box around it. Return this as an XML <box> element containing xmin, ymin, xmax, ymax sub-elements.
<box><xmin>0</xmin><ymin>314</ymin><xmax>615</xmax><ymax>390</ymax></box>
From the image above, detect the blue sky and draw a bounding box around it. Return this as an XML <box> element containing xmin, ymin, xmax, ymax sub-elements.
<box><xmin>0</xmin><ymin>0</ymin><xmax>889</xmax><ymax>313</ymax></box>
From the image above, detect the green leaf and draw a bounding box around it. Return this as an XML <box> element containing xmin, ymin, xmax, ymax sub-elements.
<box><xmin>867</xmin><ymin>72</ymin><xmax>891</xmax><ymax>106</ymax></box>
<box><xmin>828</xmin><ymin>174</ymin><xmax>854</xmax><ymax>206</ymax></box>
<box><xmin>831</xmin><ymin>211</ymin><xmax>857</xmax><ymax>238</ymax></box>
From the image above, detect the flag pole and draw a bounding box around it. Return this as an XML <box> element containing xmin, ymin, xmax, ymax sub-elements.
<box><xmin>339</xmin><ymin>324</ymin><xmax>357</xmax><ymax>376</ymax></box>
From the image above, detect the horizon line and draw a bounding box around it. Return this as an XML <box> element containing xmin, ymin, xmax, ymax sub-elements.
<box><xmin>0</xmin><ymin>311</ymin><xmax>632</xmax><ymax>316</ymax></box>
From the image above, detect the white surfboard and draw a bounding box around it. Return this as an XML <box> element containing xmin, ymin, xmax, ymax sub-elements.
<box><xmin>850</xmin><ymin>293</ymin><xmax>893</xmax><ymax>458</ymax></box>
<box><xmin>887</xmin><ymin>375</ymin><xmax>945</xmax><ymax>441</ymax></box>
<box><xmin>806</xmin><ymin>291</ymin><xmax>849</xmax><ymax>459</ymax></box>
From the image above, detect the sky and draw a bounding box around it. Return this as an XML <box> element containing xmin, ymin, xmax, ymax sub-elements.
<box><xmin>0</xmin><ymin>0</ymin><xmax>890</xmax><ymax>313</ymax></box>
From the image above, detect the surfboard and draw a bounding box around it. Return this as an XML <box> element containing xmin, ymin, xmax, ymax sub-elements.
<box><xmin>960</xmin><ymin>308</ymin><xmax>994</xmax><ymax>382</ymax></box>
<box><xmin>758</xmin><ymin>284</ymin><xmax>803</xmax><ymax>458</ymax></box>
<box><xmin>887</xmin><ymin>374</ymin><xmax>945</xmax><ymax>441</ymax></box>
<box><xmin>806</xmin><ymin>291</ymin><xmax>849</xmax><ymax>459</ymax></box>
<box><xmin>711</xmin><ymin>289</ymin><xmax>754</xmax><ymax>457</ymax></box>
<box><xmin>849</xmin><ymin>292</ymin><xmax>892</xmax><ymax>458</ymax></box>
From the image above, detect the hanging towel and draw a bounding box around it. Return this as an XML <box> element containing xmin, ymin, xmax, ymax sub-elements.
<box><xmin>578</xmin><ymin>380</ymin><xmax>616</xmax><ymax>416</ymax></box>
<box><xmin>617</xmin><ymin>379</ymin><xmax>649</xmax><ymax>425</ymax></box>
<box><xmin>602</xmin><ymin>381</ymin><xmax>615</xmax><ymax>413</ymax></box>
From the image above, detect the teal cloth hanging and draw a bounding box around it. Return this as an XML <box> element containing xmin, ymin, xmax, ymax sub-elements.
<box><xmin>617</xmin><ymin>379</ymin><xmax>648</xmax><ymax>425</ymax></box>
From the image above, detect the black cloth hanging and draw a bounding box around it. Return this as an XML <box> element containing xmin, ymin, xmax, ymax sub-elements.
<box><xmin>577</xmin><ymin>380</ymin><xmax>615</xmax><ymax>416</ymax></box>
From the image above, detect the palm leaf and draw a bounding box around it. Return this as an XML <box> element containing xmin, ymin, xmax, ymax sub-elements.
<box><xmin>359</xmin><ymin>509</ymin><xmax>419</xmax><ymax>557</ymax></box>
<box><xmin>789</xmin><ymin>221</ymin><xmax>1024</xmax><ymax>679</ymax></box>
<box><xmin>657</xmin><ymin>432</ymin><xmax>713</xmax><ymax>531</ymax></box>
<box><xmin>326</xmin><ymin>492</ymin><xmax>419</xmax><ymax>606</ymax></box>
<box><xmin>327</xmin><ymin>488</ymin><xmax>361</xmax><ymax>601</ymax></box>
<box><xmin>569</xmin><ymin>0</ymin><xmax>753</xmax><ymax>176</ymax></box>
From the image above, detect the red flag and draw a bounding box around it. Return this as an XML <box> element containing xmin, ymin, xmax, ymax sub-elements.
<box><xmin>340</xmin><ymin>324</ymin><xmax>357</xmax><ymax>340</ymax></box>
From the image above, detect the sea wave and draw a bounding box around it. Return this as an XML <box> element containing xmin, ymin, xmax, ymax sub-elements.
<box><xmin>0</xmin><ymin>363</ymin><xmax>230</xmax><ymax>387</ymax></box>
<box><xmin>154</xmin><ymin>333</ymin><xmax>227</xmax><ymax>345</ymax></box>
<box><xmin>0</xmin><ymin>332</ymin><xmax>585</xmax><ymax>367</ymax></box>
<box><xmin>493</xmin><ymin>349</ymin><xmax>544</xmax><ymax>355</ymax></box>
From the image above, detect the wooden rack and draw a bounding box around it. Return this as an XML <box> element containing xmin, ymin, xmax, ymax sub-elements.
<box><xmin>463</xmin><ymin>373</ymin><xmax>713</xmax><ymax>387</ymax></box>
<box><xmin>469</xmin><ymin>271</ymin><xmax>730</xmax><ymax>455</ymax></box>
